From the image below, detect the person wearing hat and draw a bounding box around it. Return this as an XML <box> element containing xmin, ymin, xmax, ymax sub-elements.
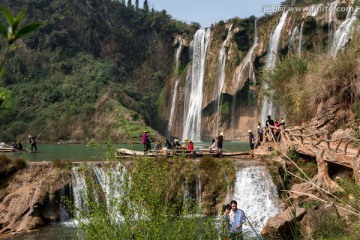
<box><xmin>217</xmin><ymin>132</ymin><xmax>224</xmax><ymax>153</ymax></box>
<box><xmin>172</xmin><ymin>139</ymin><xmax>181</xmax><ymax>149</ymax></box>
<box><xmin>248</xmin><ymin>130</ymin><xmax>255</xmax><ymax>152</ymax></box>
<box><xmin>28</xmin><ymin>135</ymin><xmax>37</xmax><ymax>152</ymax></box>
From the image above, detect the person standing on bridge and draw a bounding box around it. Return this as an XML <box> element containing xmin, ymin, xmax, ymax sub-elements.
<box><xmin>248</xmin><ymin>130</ymin><xmax>255</xmax><ymax>152</ymax></box>
<box><xmin>217</xmin><ymin>132</ymin><xmax>224</xmax><ymax>153</ymax></box>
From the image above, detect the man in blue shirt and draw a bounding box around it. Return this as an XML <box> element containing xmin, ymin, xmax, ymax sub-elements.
<box><xmin>229</xmin><ymin>200</ymin><xmax>245</xmax><ymax>240</ymax></box>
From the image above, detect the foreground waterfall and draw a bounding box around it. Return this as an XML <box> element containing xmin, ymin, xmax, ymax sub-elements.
<box><xmin>331</xmin><ymin>7</ymin><xmax>359</xmax><ymax>57</ymax></box>
<box><xmin>182</xmin><ymin>28</ymin><xmax>211</xmax><ymax>141</ymax></box>
<box><xmin>214</xmin><ymin>24</ymin><xmax>233</xmax><ymax>136</ymax></box>
<box><xmin>232</xmin><ymin>166</ymin><xmax>281</xmax><ymax>233</ymax></box>
<box><xmin>260</xmin><ymin>11</ymin><xmax>288</xmax><ymax>123</ymax></box>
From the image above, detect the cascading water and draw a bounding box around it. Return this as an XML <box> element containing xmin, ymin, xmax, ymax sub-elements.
<box><xmin>328</xmin><ymin>0</ymin><xmax>339</xmax><ymax>45</ymax></box>
<box><xmin>71</xmin><ymin>167</ymin><xmax>88</xmax><ymax>217</ymax></box>
<box><xmin>331</xmin><ymin>7</ymin><xmax>359</xmax><ymax>57</ymax></box>
<box><xmin>298</xmin><ymin>22</ymin><xmax>304</xmax><ymax>58</ymax></box>
<box><xmin>182</xmin><ymin>28</ymin><xmax>211</xmax><ymax>141</ymax></box>
<box><xmin>230</xmin><ymin>19</ymin><xmax>258</xmax><ymax>141</ymax></box>
<box><xmin>167</xmin><ymin>36</ymin><xmax>183</xmax><ymax>139</ymax></box>
<box><xmin>213</xmin><ymin>24</ymin><xmax>233</xmax><ymax>136</ymax></box>
<box><xmin>260</xmin><ymin>11</ymin><xmax>288</xmax><ymax>124</ymax></box>
<box><xmin>231</xmin><ymin>166</ymin><xmax>282</xmax><ymax>233</ymax></box>
<box><xmin>288</xmin><ymin>26</ymin><xmax>299</xmax><ymax>54</ymax></box>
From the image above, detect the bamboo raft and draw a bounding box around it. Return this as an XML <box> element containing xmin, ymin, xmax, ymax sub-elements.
<box><xmin>116</xmin><ymin>148</ymin><xmax>253</xmax><ymax>158</ymax></box>
<box><xmin>0</xmin><ymin>147</ymin><xmax>16</xmax><ymax>152</ymax></box>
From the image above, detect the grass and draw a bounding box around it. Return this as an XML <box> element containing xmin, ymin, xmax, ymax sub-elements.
<box><xmin>0</xmin><ymin>154</ymin><xmax>27</xmax><ymax>178</ymax></box>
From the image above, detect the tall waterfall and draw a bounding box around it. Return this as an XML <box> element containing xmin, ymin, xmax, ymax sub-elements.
<box><xmin>214</xmin><ymin>24</ymin><xmax>233</xmax><ymax>136</ymax></box>
<box><xmin>230</xmin><ymin>19</ymin><xmax>258</xmax><ymax>141</ymax></box>
<box><xmin>182</xmin><ymin>28</ymin><xmax>211</xmax><ymax>141</ymax></box>
<box><xmin>298</xmin><ymin>22</ymin><xmax>304</xmax><ymax>58</ymax></box>
<box><xmin>260</xmin><ymin>11</ymin><xmax>288</xmax><ymax>124</ymax></box>
<box><xmin>167</xmin><ymin>36</ymin><xmax>183</xmax><ymax>139</ymax></box>
<box><xmin>232</xmin><ymin>166</ymin><xmax>282</xmax><ymax>233</ymax></box>
<box><xmin>331</xmin><ymin>7</ymin><xmax>359</xmax><ymax>57</ymax></box>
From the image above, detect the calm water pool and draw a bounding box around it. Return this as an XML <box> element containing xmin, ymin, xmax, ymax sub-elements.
<box><xmin>2</xmin><ymin>142</ymin><xmax>250</xmax><ymax>162</ymax></box>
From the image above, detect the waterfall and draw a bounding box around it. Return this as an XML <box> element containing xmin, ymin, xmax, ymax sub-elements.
<box><xmin>71</xmin><ymin>167</ymin><xmax>88</xmax><ymax>217</ymax></box>
<box><xmin>230</xmin><ymin>19</ymin><xmax>258</xmax><ymax>141</ymax></box>
<box><xmin>182</xmin><ymin>28</ymin><xmax>211</xmax><ymax>141</ymax></box>
<box><xmin>331</xmin><ymin>7</ymin><xmax>359</xmax><ymax>57</ymax></box>
<box><xmin>328</xmin><ymin>0</ymin><xmax>339</xmax><ymax>45</ymax></box>
<box><xmin>260</xmin><ymin>11</ymin><xmax>288</xmax><ymax>124</ymax></box>
<box><xmin>167</xmin><ymin>80</ymin><xmax>180</xmax><ymax>139</ymax></box>
<box><xmin>288</xmin><ymin>26</ymin><xmax>299</xmax><ymax>54</ymax></box>
<box><xmin>231</xmin><ymin>166</ymin><xmax>281</xmax><ymax>234</ymax></box>
<box><xmin>196</xmin><ymin>173</ymin><xmax>202</xmax><ymax>212</ymax></box>
<box><xmin>298</xmin><ymin>22</ymin><xmax>304</xmax><ymax>58</ymax></box>
<box><xmin>214</xmin><ymin>24</ymin><xmax>233</xmax><ymax>136</ymax></box>
<box><xmin>167</xmin><ymin>36</ymin><xmax>183</xmax><ymax>139</ymax></box>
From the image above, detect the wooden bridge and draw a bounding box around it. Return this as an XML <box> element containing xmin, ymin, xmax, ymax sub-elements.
<box><xmin>261</xmin><ymin>126</ymin><xmax>360</xmax><ymax>183</ymax></box>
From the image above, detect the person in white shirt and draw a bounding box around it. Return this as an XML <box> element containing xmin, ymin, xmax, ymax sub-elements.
<box><xmin>228</xmin><ymin>200</ymin><xmax>246</xmax><ymax>240</ymax></box>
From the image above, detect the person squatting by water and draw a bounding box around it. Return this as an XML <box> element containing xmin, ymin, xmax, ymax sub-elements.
<box><xmin>28</xmin><ymin>135</ymin><xmax>37</xmax><ymax>151</ymax></box>
<box><xmin>229</xmin><ymin>200</ymin><xmax>246</xmax><ymax>240</ymax></box>
<box><xmin>209</xmin><ymin>138</ymin><xmax>218</xmax><ymax>153</ymax></box>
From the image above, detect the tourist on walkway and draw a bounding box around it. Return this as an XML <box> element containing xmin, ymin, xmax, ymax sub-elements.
<box><xmin>257</xmin><ymin>122</ymin><xmax>263</xmax><ymax>143</ymax></box>
<box><xmin>229</xmin><ymin>200</ymin><xmax>246</xmax><ymax>240</ymax></box>
<box><xmin>141</xmin><ymin>130</ymin><xmax>148</xmax><ymax>151</ymax></box>
<box><xmin>209</xmin><ymin>138</ymin><xmax>218</xmax><ymax>153</ymax></box>
<box><xmin>218</xmin><ymin>132</ymin><xmax>224</xmax><ymax>153</ymax></box>
<box><xmin>248</xmin><ymin>130</ymin><xmax>255</xmax><ymax>152</ymax></box>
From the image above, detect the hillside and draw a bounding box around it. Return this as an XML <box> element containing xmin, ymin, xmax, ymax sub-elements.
<box><xmin>0</xmin><ymin>0</ymin><xmax>197</xmax><ymax>143</ymax></box>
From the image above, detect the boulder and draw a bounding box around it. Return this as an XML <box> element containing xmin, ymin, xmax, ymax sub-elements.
<box><xmin>262</xmin><ymin>207</ymin><xmax>306</xmax><ymax>238</ymax></box>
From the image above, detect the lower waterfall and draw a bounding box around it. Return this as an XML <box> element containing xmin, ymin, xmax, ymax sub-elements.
<box><xmin>63</xmin><ymin>162</ymin><xmax>282</xmax><ymax>237</ymax></box>
<box><xmin>232</xmin><ymin>166</ymin><xmax>282</xmax><ymax>233</ymax></box>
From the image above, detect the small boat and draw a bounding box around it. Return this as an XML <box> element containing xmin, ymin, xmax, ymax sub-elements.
<box><xmin>116</xmin><ymin>148</ymin><xmax>253</xmax><ymax>158</ymax></box>
<box><xmin>0</xmin><ymin>147</ymin><xmax>17</xmax><ymax>152</ymax></box>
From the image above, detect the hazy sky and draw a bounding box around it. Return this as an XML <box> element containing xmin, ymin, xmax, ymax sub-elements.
<box><xmin>148</xmin><ymin>0</ymin><xmax>284</xmax><ymax>27</ymax></box>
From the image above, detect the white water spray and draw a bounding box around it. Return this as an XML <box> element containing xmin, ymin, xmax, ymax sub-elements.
<box><xmin>232</xmin><ymin>166</ymin><xmax>282</xmax><ymax>233</ymax></box>
<box><xmin>260</xmin><ymin>11</ymin><xmax>288</xmax><ymax>124</ymax></box>
<box><xmin>182</xmin><ymin>28</ymin><xmax>211</xmax><ymax>141</ymax></box>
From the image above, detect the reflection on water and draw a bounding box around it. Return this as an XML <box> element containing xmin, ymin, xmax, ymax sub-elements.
<box><xmin>1</xmin><ymin>224</ymin><xmax>76</xmax><ymax>240</ymax></box>
<box><xmin>2</xmin><ymin>142</ymin><xmax>250</xmax><ymax>162</ymax></box>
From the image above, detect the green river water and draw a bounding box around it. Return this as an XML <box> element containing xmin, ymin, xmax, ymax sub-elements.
<box><xmin>2</xmin><ymin>142</ymin><xmax>250</xmax><ymax>162</ymax></box>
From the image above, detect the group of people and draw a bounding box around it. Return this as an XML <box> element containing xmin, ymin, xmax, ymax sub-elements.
<box><xmin>0</xmin><ymin>135</ymin><xmax>37</xmax><ymax>152</ymax></box>
<box><xmin>221</xmin><ymin>200</ymin><xmax>246</xmax><ymax>240</ymax></box>
<box><xmin>141</xmin><ymin>130</ymin><xmax>197</xmax><ymax>153</ymax></box>
<box><xmin>248</xmin><ymin>115</ymin><xmax>286</xmax><ymax>151</ymax></box>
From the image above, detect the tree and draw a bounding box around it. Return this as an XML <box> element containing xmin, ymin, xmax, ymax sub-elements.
<box><xmin>135</xmin><ymin>0</ymin><xmax>139</xmax><ymax>11</ymax></box>
<box><xmin>0</xmin><ymin>4</ymin><xmax>41</xmax><ymax>109</ymax></box>
<box><xmin>127</xmin><ymin>0</ymin><xmax>133</xmax><ymax>10</ymax></box>
<box><xmin>143</xmin><ymin>0</ymin><xmax>149</xmax><ymax>12</ymax></box>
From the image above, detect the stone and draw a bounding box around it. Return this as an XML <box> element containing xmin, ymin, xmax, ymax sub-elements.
<box><xmin>262</xmin><ymin>207</ymin><xmax>306</xmax><ymax>238</ymax></box>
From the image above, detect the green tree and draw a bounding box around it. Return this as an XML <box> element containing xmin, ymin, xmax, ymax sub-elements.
<box><xmin>143</xmin><ymin>0</ymin><xmax>149</xmax><ymax>12</ymax></box>
<box><xmin>135</xmin><ymin>0</ymin><xmax>139</xmax><ymax>11</ymax></box>
<box><xmin>0</xmin><ymin>4</ymin><xmax>40</xmax><ymax>110</ymax></box>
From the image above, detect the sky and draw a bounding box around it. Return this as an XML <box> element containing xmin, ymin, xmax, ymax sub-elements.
<box><xmin>148</xmin><ymin>0</ymin><xmax>284</xmax><ymax>28</ymax></box>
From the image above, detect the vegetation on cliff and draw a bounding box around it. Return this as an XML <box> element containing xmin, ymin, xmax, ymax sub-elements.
<box><xmin>0</xmin><ymin>0</ymin><xmax>197</xmax><ymax>143</ymax></box>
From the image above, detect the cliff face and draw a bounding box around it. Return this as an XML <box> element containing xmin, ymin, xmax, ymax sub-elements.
<box><xmin>0</xmin><ymin>162</ymin><xmax>69</xmax><ymax>233</ymax></box>
<box><xmin>163</xmin><ymin>0</ymin><xmax>355</xmax><ymax>141</ymax></box>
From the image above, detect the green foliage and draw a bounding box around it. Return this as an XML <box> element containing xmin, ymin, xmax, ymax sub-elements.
<box><xmin>262</xmin><ymin>56</ymin><xmax>312</xmax><ymax>125</ymax></box>
<box><xmin>73</xmin><ymin>157</ymin><xmax>223</xmax><ymax>239</ymax></box>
